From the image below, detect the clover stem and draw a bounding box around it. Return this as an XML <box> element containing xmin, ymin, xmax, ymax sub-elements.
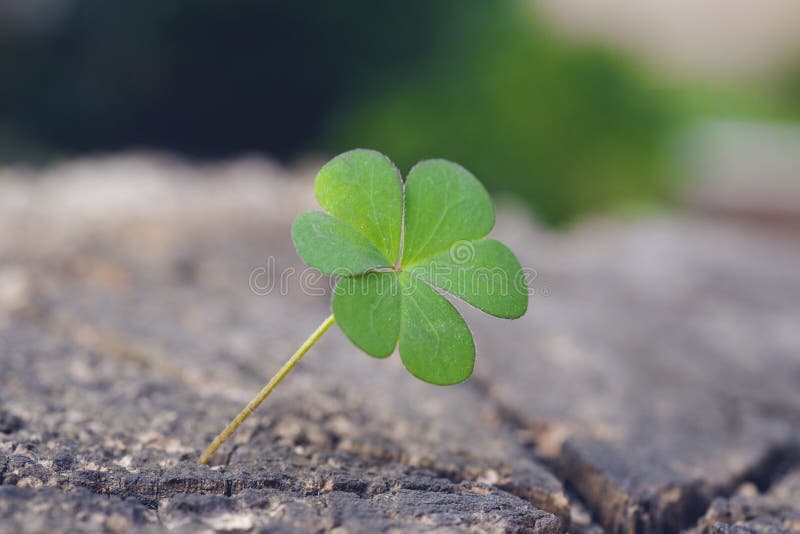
<box><xmin>199</xmin><ymin>313</ymin><xmax>336</xmax><ymax>465</ymax></box>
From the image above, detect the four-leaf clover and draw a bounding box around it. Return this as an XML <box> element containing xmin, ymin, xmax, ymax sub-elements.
<box><xmin>292</xmin><ymin>149</ymin><xmax>528</xmax><ymax>385</ymax></box>
<box><xmin>200</xmin><ymin>149</ymin><xmax>529</xmax><ymax>464</ymax></box>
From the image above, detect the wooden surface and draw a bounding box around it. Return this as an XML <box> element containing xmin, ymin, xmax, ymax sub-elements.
<box><xmin>1</xmin><ymin>155</ymin><xmax>798</xmax><ymax>533</ymax></box>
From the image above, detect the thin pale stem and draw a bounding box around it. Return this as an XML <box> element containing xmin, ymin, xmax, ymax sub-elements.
<box><xmin>199</xmin><ymin>313</ymin><xmax>336</xmax><ymax>465</ymax></box>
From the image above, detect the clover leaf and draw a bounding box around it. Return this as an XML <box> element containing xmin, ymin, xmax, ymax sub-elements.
<box><xmin>199</xmin><ymin>149</ymin><xmax>528</xmax><ymax>464</ymax></box>
<box><xmin>292</xmin><ymin>149</ymin><xmax>528</xmax><ymax>385</ymax></box>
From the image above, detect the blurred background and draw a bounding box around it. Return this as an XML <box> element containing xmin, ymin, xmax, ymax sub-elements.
<box><xmin>2</xmin><ymin>5</ymin><xmax>800</xmax><ymax>531</ymax></box>
<box><xmin>2</xmin><ymin>0</ymin><xmax>799</xmax><ymax>226</ymax></box>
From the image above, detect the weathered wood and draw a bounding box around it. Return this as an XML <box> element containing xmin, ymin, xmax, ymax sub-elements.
<box><xmin>0</xmin><ymin>155</ymin><xmax>567</xmax><ymax>533</ymax></box>
<box><xmin>478</xmin><ymin>216</ymin><xmax>800</xmax><ymax>533</ymax></box>
<box><xmin>690</xmin><ymin>468</ymin><xmax>800</xmax><ymax>533</ymax></box>
<box><xmin>1</xmin><ymin>155</ymin><xmax>798</xmax><ymax>533</ymax></box>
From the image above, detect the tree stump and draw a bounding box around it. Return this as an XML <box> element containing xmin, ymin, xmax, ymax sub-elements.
<box><xmin>1</xmin><ymin>155</ymin><xmax>798</xmax><ymax>533</ymax></box>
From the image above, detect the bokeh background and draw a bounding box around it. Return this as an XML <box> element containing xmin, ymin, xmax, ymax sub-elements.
<box><xmin>3</xmin><ymin>0</ymin><xmax>799</xmax><ymax>226</ymax></box>
<box><xmin>2</xmin><ymin>4</ymin><xmax>800</xmax><ymax>532</ymax></box>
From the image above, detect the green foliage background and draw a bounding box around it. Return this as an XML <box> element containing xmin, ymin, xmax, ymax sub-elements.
<box><xmin>324</xmin><ymin>4</ymin><xmax>683</xmax><ymax>226</ymax></box>
<box><xmin>7</xmin><ymin>1</ymin><xmax>798</xmax><ymax>225</ymax></box>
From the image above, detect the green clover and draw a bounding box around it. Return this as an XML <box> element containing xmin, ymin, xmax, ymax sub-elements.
<box><xmin>199</xmin><ymin>149</ymin><xmax>527</xmax><ymax>464</ymax></box>
<box><xmin>293</xmin><ymin>148</ymin><xmax>528</xmax><ymax>384</ymax></box>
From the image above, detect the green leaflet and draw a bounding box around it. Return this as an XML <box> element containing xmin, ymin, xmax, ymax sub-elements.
<box><xmin>292</xmin><ymin>149</ymin><xmax>528</xmax><ymax>385</ymax></box>
<box><xmin>315</xmin><ymin>149</ymin><xmax>403</xmax><ymax>264</ymax></box>
<box><xmin>401</xmin><ymin>160</ymin><xmax>494</xmax><ymax>266</ymax></box>
<box><xmin>407</xmin><ymin>239</ymin><xmax>528</xmax><ymax>319</ymax></box>
<box><xmin>332</xmin><ymin>272</ymin><xmax>400</xmax><ymax>358</ymax></box>
<box><xmin>398</xmin><ymin>272</ymin><xmax>475</xmax><ymax>385</ymax></box>
<box><xmin>291</xmin><ymin>212</ymin><xmax>391</xmax><ymax>275</ymax></box>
